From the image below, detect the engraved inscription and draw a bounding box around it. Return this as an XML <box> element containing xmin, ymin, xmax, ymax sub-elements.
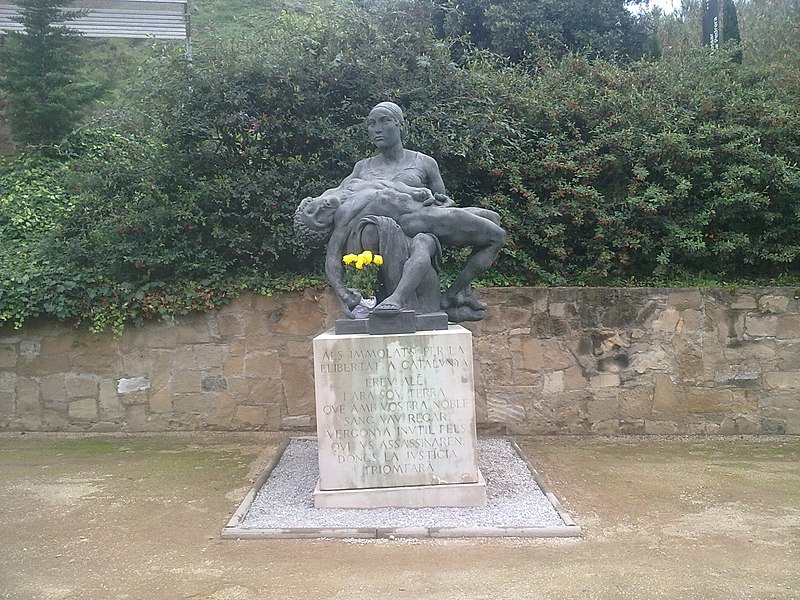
<box><xmin>314</xmin><ymin>329</ymin><xmax>478</xmax><ymax>490</ymax></box>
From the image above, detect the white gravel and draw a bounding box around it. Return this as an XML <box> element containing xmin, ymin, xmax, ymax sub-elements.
<box><xmin>239</xmin><ymin>437</ymin><xmax>566</xmax><ymax>530</ymax></box>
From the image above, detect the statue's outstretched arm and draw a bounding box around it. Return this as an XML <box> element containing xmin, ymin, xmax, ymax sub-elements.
<box><xmin>325</xmin><ymin>227</ymin><xmax>360</xmax><ymax>317</ymax></box>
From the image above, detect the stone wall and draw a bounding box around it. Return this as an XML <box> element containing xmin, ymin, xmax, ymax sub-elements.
<box><xmin>1</xmin><ymin>287</ymin><xmax>798</xmax><ymax>434</ymax></box>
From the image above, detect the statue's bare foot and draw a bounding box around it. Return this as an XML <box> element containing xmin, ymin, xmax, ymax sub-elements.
<box><xmin>373</xmin><ymin>296</ymin><xmax>403</xmax><ymax>315</ymax></box>
<box><xmin>444</xmin><ymin>305</ymin><xmax>486</xmax><ymax>323</ymax></box>
<box><xmin>442</xmin><ymin>287</ymin><xmax>487</xmax><ymax>311</ymax></box>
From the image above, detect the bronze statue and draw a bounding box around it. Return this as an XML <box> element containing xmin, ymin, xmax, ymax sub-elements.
<box><xmin>294</xmin><ymin>102</ymin><xmax>506</xmax><ymax>323</ymax></box>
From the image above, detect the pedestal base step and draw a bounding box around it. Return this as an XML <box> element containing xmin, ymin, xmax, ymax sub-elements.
<box><xmin>314</xmin><ymin>470</ymin><xmax>487</xmax><ymax>509</ymax></box>
<box><xmin>334</xmin><ymin>311</ymin><xmax>449</xmax><ymax>335</ymax></box>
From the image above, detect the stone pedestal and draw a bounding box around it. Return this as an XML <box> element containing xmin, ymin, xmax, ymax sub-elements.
<box><xmin>312</xmin><ymin>325</ymin><xmax>485</xmax><ymax>508</ymax></box>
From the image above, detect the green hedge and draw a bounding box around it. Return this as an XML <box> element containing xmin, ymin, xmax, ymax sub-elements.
<box><xmin>1</xmin><ymin>1</ymin><xmax>798</xmax><ymax>331</ymax></box>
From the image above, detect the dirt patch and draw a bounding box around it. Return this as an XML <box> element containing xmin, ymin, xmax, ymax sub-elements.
<box><xmin>0</xmin><ymin>433</ymin><xmax>798</xmax><ymax>599</ymax></box>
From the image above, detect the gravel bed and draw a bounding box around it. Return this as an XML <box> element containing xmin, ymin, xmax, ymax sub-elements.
<box><xmin>239</xmin><ymin>437</ymin><xmax>566</xmax><ymax>530</ymax></box>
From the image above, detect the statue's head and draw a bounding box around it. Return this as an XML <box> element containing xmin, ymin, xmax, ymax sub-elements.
<box><xmin>293</xmin><ymin>192</ymin><xmax>342</xmax><ymax>245</ymax></box>
<box><xmin>367</xmin><ymin>101</ymin><xmax>405</xmax><ymax>148</ymax></box>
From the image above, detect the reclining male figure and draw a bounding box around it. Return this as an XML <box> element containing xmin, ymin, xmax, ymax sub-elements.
<box><xmin>294</xmin><ymin>177</ymin><xmax>505</xmax><ymax>319</ymax></box>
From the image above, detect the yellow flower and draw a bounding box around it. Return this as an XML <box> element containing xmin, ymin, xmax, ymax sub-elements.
<box><xmin>373</xmin><ymin>254</ymin><xmax>383</xmax><ymax>266</ymax></box>
<box><xmin>342</xmin><ymin>253</ymin><xmax>358</xmax><ymax>265</ymax></box>
<box><xmin>355</xmin><ymin>259</ymin><xmax>365</xmax><ymax>270</ymax></box>
<box><xmin>361</xmin><ymin>250</ymin><xmax>373</xmax><ymax>265</ymax></box>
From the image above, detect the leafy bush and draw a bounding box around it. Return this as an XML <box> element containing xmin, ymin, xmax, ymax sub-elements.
<box><xmin>1</xmin><ymin>0</ymin><xmax>799</xmax><ymax>332</ymax></box>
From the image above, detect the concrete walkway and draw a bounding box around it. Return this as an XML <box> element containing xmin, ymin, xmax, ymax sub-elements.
<box><xmin>0</xmin><ymin>432</ymin><xmax>798</xmax><ymax>599</ymax></box>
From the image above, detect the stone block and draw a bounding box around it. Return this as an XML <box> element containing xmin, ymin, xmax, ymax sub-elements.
<box><xmin>206</xmin><ymin>393</ymin><xmax>237</xmax><ymax>428</ymax></box>
<box><xmin>233</xmin><ymin>405</ymin><xmax>267</xmax><ymax>428</ymax></box>
<box><xmin>140</xmin><ymin>350</ymin><xmax>173</xmax><ymax>390</ymax></box>
<box><xmin>0</xmin><ymin>391</ymin><xmax>14</xmax><ymax>417</ymax></box>
<box><xmin>653</xmin><ymin>307</ymin><xmax>681</xmax><ymax>335</ymax></box>
<box><xmin>272</xmin><ymin>300</ymin><xmax>325</xmax><ymax>336</ymax></box>
<box><xmin>202</xmin><ymin>375</ymin><xmax>228</xmax><ymax>392</ymax></box>
<box><xmin>0</xmin><ymin>373</ymin><xmax>16</xmax><ymax>393</ymax></box>
<box><xmin>759</xmin><ymin>418</ymin><xmax>786</xmax><ymax>435</ymax></box>
<box><xmin>0</xmin><ymin>345</ymin><xmax>17</xmax><ymax>368</ymax></box>
<box><xmin>20</xmin><ymin>339</ymin><xmax>41</xmax><ymax>358</ymax></box>
<box><xmin>15</xmin><ymin>378</ymin><xmax>40</xmax><ymax>413</ymax></box>
<box><xmin>243</xmin><ymin>313</ymin><xmax>275</xmax><ymax>339</ymax></box>
<box><xmin>730</xmin><ymin>295</ymin><xmax>757</xmax><ymax>310</ymax></box>
<box><xmin>99</xmin><ymin>379</ymin><xmax>124</xmax><ymax>419</ymax></box>
<box><xmin>173</xmin><ymin>394</ymin><xmax>216</xmax><ymax>414</ymax></box>
<box><xmin>148</xmin><ymin>386</ymin><xmax>173</xmax><ymax>413</ymax></box>
<box><xmin>117</xmin><ymin>376</ymin><xmax>150</xmax><ymax>394</ymax></box>
<box><xmin>486</xmin><ymin>391</ymin><xmax>526</xmax><ymax>424</ymax></box>
<box><xmin>252</xmin><ymin>293</ymin><xmax>280</xmax><ymax>311</ymax></box>
<box><xmin>668</xmin><ymin>289</ymin><xmax>703</xmax><ymax>311</ymax></box>
<box><xmin>192</xmin><ymin>345</ymin><xmax>227</xmax><ymax>371</ymax></box>
<box><xmin>286</xmin><ymin>340</ymin><xmax>312</xmax><ymax>358</ymax></box>
<box><xmin>758</xmin><ymin>295</ymin><xmax>790</xmax><ymax>314</ymax></box>
<box><xmin>172</xmin><ymin>371</ymin><xmax>203</xmax><ymax>394</ymax></box>
<box><xmin>245</xmin><ymin>351</ymin><xmax>281</xmax><ymax>378</ymax></box>
<box><xmin>124</xmin><ymin>404</ymin><xmax>150</xmax><ymax>431</ymax></box>
<box><xmin>40</xmin><ymin>409</ymin><xmax>67</xmax><ymax>429</ymax></box>
<box><xmin>501</xmin><ymin>307</ymin><xmax>533</xmax><ymax>328</ymax></box>
<box><xmin>65</xmin><ymin>374</ymin><xmax>98</xmax><ymax>399</ymax></box>
<box><xmin>175</xmin><ymin>316</ymin><xmax>215</xmax><ymax>344</ymax></box>
<box><xmin>541</xmin><ymin>339</ymin><xmax>576</xmax><ymax>370</ymax></box>
<box><xmin>674</xmin><ymin>338</ymin><xmax>703</xmax><ymax>382</ymax></box>
<box><xmin>630</xmin><ymin>345</ymin><xmax>671</xmax><ymax>374</ymax></box>
<box><xmin>281</xmin><ymin>359</ymin><xmax>314</xmax><ymax>416</ymax></box>
<box><xmin>39</xmin><ymin>334</ymin><xmax>77</xmax><ymax>356</ymax></box>
<box><xmin>590</xmin><ymin>420</ymin><xmax>620</xmax><ymax>435</ymax></box>
<box><xmin>763</xmin><ymin>372</ymin><xmax>800</xmax><ymax>390</ymax></box>
<box><xmin>775</xmin><ymin>315</ymin><xmax>800</xmax><ymax>340</ymax></box>
<box><xmin>69</xmin><ymin>398</ymin><xmax>98</xmax><ymax>421</ymax></box>
<box><xmin>745</xmin><ymin>316</ymin><xmax>778</xmax><ymax>338</ymax></box>
<box><xmin>587</xmin><ymin>392</ymin><xmax>619</xmax><ymax>422</ymax></box>
<box><xmin>563</xmin><ymin>366</ymin><xmax>587</xmax><ymax>391</ymax></box>
<box><xmin>40</xmin><ymin>374</ymin><xmax>66</xmax><ymax>403</ymax></box>
<box><xmin>719</xmin><ymin>415</ymin><xmax>759</xmax><ymax>435</ymax></box>
<box><xmin>225</xmin><ymin>376</ymin><xmax>251</xmax><ymax>400</ymax></box>
<box><xmin>619</xmin><ymin>386</ymin><xmax>653</xmax><ymax>419</ymax></box>
<box><xmin>517</xmin><ymin>337</ymin><xmax>543</xmax><ymax>372</ymax></box>
<box><xmin>776</xmin><ymin>343</ymin><xmax>800</xmax><ymax>370</ymax></box>
<box><xmin>120</xmin><ymin>324</ymin><xmax>178</xmax><ymax>351</ymax></box>
<box><xmin>282</xmin><ymin>414</ymin><xmax>312</xmax><ymax>429</ymax></box>
<box><xmin>785</xmin><ymin>409</ymin><xmax>800</xmax><ymax>435</ymax></box>
<box><xmin>17</xmin><ymin>353</ymin><xmax>70</xmax><ymax>376</ymax></box>
<box><xmin>531</xmin><ymin>313</ymin><xmax>570</xmax><ymax>337</ymax></box>
<box><xmin>686</xmin><ymin>388</ymin><xmax>731</xmax><ymax>413</ymax></box>
<box><xmin>216</xmin><ymin>313</ymin><xmax>245</xmax><ymax>338</ymax></box>
<box><xmin>475</xmin><ymin>335</ymin><xmax>512</xmax><ymax>382</ymax></box>
<box><xmin>758</xmin><ymin>392</ymin><xmax>799</xmax><ymax>410</ymax></box>
<box><xmin>118</xmin><ymin>390</ymin><xmax>149</xmax><ymax>406</ymax></box>
<box><xmin>248</xmin><ymin>378</ymin><xmax>284</xmax><ymax>405</ymax></box>
<box><xmin>223</xmin><ymin>341</ymin><xmax>246</xmax><ymax>376</ymax></box>
<box><xmin>590</xmin><ymin>373</ymin><xmax>620</xmax><ymax>389</ymax></box>
<box><xmin>653</xmin><ymin>374</ymin><xmax>684</xmax><ymax>413</ymax></box>
<box><xmin>543</xmin><ymin>371</ymin><xmax>565</xmax><ymax>394</ymax></box>
<box><xmin>619</xmin><ymin>419</ymin><xmax>646</xmax><ymax>434</ymax></box>
<box><xmin>121</xmin><ymin>350</ymin><xmax>154</xmax><ymax>376</ymax></box>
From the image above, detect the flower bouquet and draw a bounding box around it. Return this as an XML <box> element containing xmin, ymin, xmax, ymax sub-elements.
<box><xmin>342</xmin><ymin>250</ymin><xmax>383</xmax><ymax>317</ymax></box>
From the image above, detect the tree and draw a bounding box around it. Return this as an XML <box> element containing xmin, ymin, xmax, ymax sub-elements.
<box><xmin>433</xmin><ymin>0</ymin><xmax>653</xmax><ymax>62</ymax></box>
<box><xmin>0</xmin><ymin>0</ymin><xmax>96</xmax><ymax>145</ymax></box>
<box><xmin>721</xmin><ymin>0</ymin><xmax>742</xmax><ymax>62</ymax></box>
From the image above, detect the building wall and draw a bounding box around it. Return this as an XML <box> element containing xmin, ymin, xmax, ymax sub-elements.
<box><xmin>1</xmin><ymin>287</ymin><xmax>798</xmax><ymax>434</ymax></box>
